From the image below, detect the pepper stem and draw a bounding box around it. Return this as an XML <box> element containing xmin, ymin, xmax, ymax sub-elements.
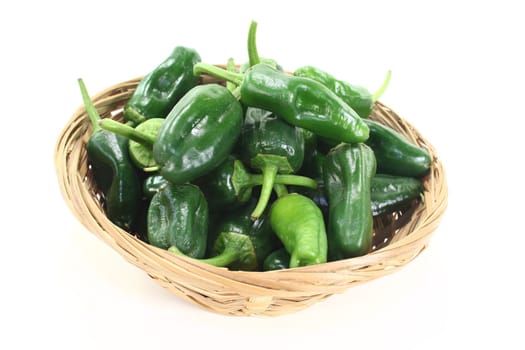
<box><xmin>226</xmin><ymin>57</ymin><xmax>237</xmax><ymax>92</ymax></box>
<box><xmin>372</xmin><ymin>70</ymin><xmax>392</xmax><ymax>102</ymax></box>
<box><xmin>273</xmin><ymin>184</ymin><xmax>288</xmax><ymax>198</ymax></box>
<box><xmin>78</xmin><ymin>78</ymin><xmax>101</xmax><ymax>133</ymax></box>
<box><xmin>99</xmin><ymin>119</ymin><xmax>156</xmax><ymax>147</ymax></box>
<box><xmin>168</xmin><ymin>245</ymin><xmax>239</xmax><ymax>267</ymax></box>
<box><xmin>251</xmin><ymin>164</ymin><xmax>278</xmax><ymax>219</ymax></box>
<box><xmin>193</xmin><ymin>63</ymin><xmax>243</xmax><ymax>86</ymax></box>
<box><xmin>248</xmin><ymin>20</ymin><xmax>261</xmax><ymax>67</ymax></box>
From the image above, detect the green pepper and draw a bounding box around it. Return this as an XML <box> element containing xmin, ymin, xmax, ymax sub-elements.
<box><xmin>239</xmin><ymin>114</ymin><xmax>308</xmax><ymax>219</ymax></box>
<box><xmin>324</xmin><ymin>143</ymin><xmax>376</xmax><ymax>260</ymax></box>
<box><xmin>124</xmin><ymin>46</ymin><xmax>201</xmax><ymax>123</ymax></box>
<box><xmin>196</xmin><ymin>156</ymin><xmax>317</xmax><ymax>212</ymax></box>
<box><xmin>294</xmin><ymin>66</ymin><xmax>391</xmax><ymax>118</ymax></box>
<box><xmin>263</xmin><ymin>248</ymin><xmax>290</xmax><ymax>271</ymax></box>
<box><xmin>78</xmin><ymin>79</ymin><xmax>142</xmax><ymax>231</ymax></box>
<box><xmin>193</xmin><ymin>63</ymin><xmax>369</xmax><ymax>144</ymax></box>
<box><xmin>209</xmin><ymin>198</ymin><xmax>280</xmax><ymax>269</ymax></box>
<box><xmin>147</xmin><ymin>183</ymin><xmax>208</xmax><ymax>258</ymax></box>
<box><xmin>153</xmin><ymin>84</ymin><xmax>243</xmax><ymax>184</ymax></box>
<box><xmin>293</xmin><ymin>149</ymin><xmax>329</xmax><ymax>215</ymax></box>
<box><xmin>269</xmin><ymin>193</ymin><xmax>327</xmax><ymax>268</ymax></box>
<box><xmin>142</xmin><ymin>174</ymin><xmax>169</xmax><ymax>200</ymax></box>
<box><xmin>371</xmin><ymin>174</ymin><xmax>424</xmax><ymax>216</ymax></box>
<box><xmin>364</xmin><ymin>119</ymin><xmax>431</xmax><ymax>177</ymax></box>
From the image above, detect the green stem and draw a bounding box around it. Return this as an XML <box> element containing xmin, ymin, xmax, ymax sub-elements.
<box><xmin>248</xmin><ymin>20</ymin><xmax>260</xmax><ymax>67</ymax></box>
<box><xmin>251</xmin><ymin>164</ymin><xmax>278</xmax><ymax>219</ymax></box>
<box><xmin>226</xmin><ymin>57</ymin><xmax>237</xmax><ymax>92</ymax></box>
<box><xmin>169</xmin><ymin>245</ymin><xmax>239</xmax><ymax>267</ymax></box>
<box><xmin>193</xmin><ymin>63</ymin><xmax>243</xmax><ymax>86</ymax></box>
<box><xmin>124</xmin><ymin>106</ymin><xmax>147</xmax><ymax>124</ymax></box>
<box><xmin>99</xmin><ymin>119</ymin><xmax>155</xmax><ymax>147</ymax></box>
<box><xmin>372</xmin><ymin>70</ymin><xmax>392</xmax><ymax>102</ymax></box>
<box><xmin>77</xmin><ymin>78</ymin><xmax>101</xmax><ymax>133</ymax></box>
<box><xmin>273</xmin><ymin>184</ymin><xmax>288</xmax><ymax>198</ymax></box>
<box><xmin>275</xmin><ymin>174</ymin><xmax>318</xmax><ymax>189</ymax></box>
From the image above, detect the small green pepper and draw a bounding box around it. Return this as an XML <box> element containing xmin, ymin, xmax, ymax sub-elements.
<box><xmin>324</xmin><ymin>143</ymin><xmax>376</xmax><ymax>260</ymax></box>
<box><xmin>196</xmin><ymin>156</ymin><xmax>317</xmax><ymax>212</ymax></box>
<box><xmin>142</xmin><ymin>174</ymin><xmax>169</xmax><ymax>200</ymax></box>
<box><xmin>294</xmin><ymin>66</ymin><xmax>391</xmax><ymax>118</ymax></box>
<box><xmin>269</xmin><ymin>193</ymin><xmax>328</xmax><ymax>268</ymax></box>
<box><xmin>147</xmin><ymin>183</ymin><xmax>208</xmax><ymax>258</ymax></box>
<box><xmin>124</xmin><ymin>46</ymin><xmax>201</xmax><ymax>123</ymax></box>
<box><xmin>153</xmin><ymin>84</ymin><xmax>243</xmax><ymax>184</ymax></box>
<box><xmin>193</xmin><ymin>63</ymin><xmax>369</xmax><ymax>144</ymax></box>
<box><xmin>78</xmin><ymin>79</ymin><xmax>142</xmax><ymax>231</ymax></box>
<box><xmin>364</xmin><ymin>119</ymin><xmax>431</xmax><ymax>177</ymax></box>
<box><xmin>239</xmin><ymin>114</ymin><xmax>307</xmax><ymax>219</ymax></box>
<box><xmin>263</xmin><ymin>248</ymin><xmax>290</xmax><ymax>271</ymax></box>
<box><xmin>371</xmin><ymin>174</ymin><xmax>424</xmax><ymax>216</ymax></box>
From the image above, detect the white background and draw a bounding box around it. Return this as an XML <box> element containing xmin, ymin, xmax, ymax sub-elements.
<box><xmin>1</xmin><ymin>0</ymin><xmax>524</xmax><ymax>349</ymax></box>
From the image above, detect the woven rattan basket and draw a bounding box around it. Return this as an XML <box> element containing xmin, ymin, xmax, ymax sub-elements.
<box><xmin>54</xmin><ymin>72</ymin><xmax>448</xmax><ymax>316</ymax></box>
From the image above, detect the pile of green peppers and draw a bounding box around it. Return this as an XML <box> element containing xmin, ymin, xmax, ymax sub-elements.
<box><xmin>78</xmin><ymin>21</ymin><xmax>430</xmax><ymax>271</ymax></box>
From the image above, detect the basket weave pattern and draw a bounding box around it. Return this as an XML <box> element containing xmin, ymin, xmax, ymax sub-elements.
<box><xmin>54</xmin><ymin>75</ymin><xmax>448</xmax><ymax>316</ymax></box>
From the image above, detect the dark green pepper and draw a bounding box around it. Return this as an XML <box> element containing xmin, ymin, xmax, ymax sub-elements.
<box><xmin>294</xmin><ymin>66</ymin><xmax>391</xmax><ymax>118</ymax></box>
<box><xmin>193</xmin><ymin>63</ymin><xmax>369</xmax><ymax>144</ymax></box>
<box><xmin>142</xmin><ymin>174</ymin><xmax>169</xmax><ymax>200</ymax></box>
<box><xmin>209</xmin><ymin>198</ymin><xmax>280</xmax><ymax>269</ymax></box>
<box><xmin>124</xmin><ymin>46</ymin><xmax>201</xmax><ymax>123</ymax></box>
<box><xmin>371</xmin><ymin>174</ymin><xmax>424</xmax><ymax>216</ymax></box>
<box><xmin>78</xmin><ymin>79</ymin><xmax>142</xmax><ymax>231</ymax></box>
<box><xmin>324</xmin><ymin>143</ymin><xmax>376</xmax><ymax>260</ymax></box>
<box><xmin>263</xmin><ymin>248</ymin><xmax>290</xmax><ymax>271</ymax></box>
<box><xmin>364</xmin><ymin>119</ymin><xmax>431</xmax><ymax>177</ymax></box>
<box><xmin>239</xmin><ymin>114</ymin><xmax>308</xmax><ymax>219</ymax></box>
<box><xmin>153</xmin><ymin>84</ymin><xmax>243</xmax><ymax>184</ymax></box>
<box><xmin>196</xmin><ymin>156</ymin><xmax>317</xmax><ymax>212</ymax></box>
<box><xmin>269</xmin><ymin>193</ymin><xmax>328</xmax><ymax>268</ymax></box>
<box><xmin>147</xmin><ymin>183</ymin><xmax>208</xmax><ymax>258</ymax></box>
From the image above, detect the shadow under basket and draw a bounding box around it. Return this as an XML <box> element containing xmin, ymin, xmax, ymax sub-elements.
<box><xmin>54</xmin><ymin>74</ymin><xmax>448</xmax><ymax>316</ymax></box>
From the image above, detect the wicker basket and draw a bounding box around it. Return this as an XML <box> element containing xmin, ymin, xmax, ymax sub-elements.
<box><xmin>54</xmin><ymin>73</ymin><xmax>448</xmax><ymax>316</ymax></box>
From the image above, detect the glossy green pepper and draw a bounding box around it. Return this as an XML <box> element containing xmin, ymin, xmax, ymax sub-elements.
<box><xmin>153</xmin><ymin>84</ymin><xmax>243</xmax><ymax>184</ymax></box>
<box><xmin>239</xmin><ymin>114</ymin><xmax>307</xmax><ymax>219</ymax></box>
<box><xmin>196</xmin><ymin>156</ymin><xmax>317</xmax><ymax>212</ymax></box>
<box><xmin>294</xmin><ymin>66</ymin><xmax>391</xmax><ymax>118</ymax></box>
<box><xmin>263</xmin><ymin>248</ymin><xmax>290</xmax><ymax>271</ymax></box>
<box><xmin>142</xmin><ymin>174</ymin><xmax>169</xmax><ymax>200</ymax></box>
<box><xmin>324</xmin><ymin>143</ymin><xmax>376</xmax><ymax>260</ymax></box>
<box><xmin>147</xmin><ymin>183</ymin><xmax>208</xmax><ymax>258</ymax></box>
<box><xmin>78</xmin><ymin>79</ymin><xmax>142</xmax><ymax>231</ymax></box>
<box><xmin>364</xmin><ymin>119</ymin><xmax>431</xmax><ymax>177</ymax></box>
<box><xmin>269</xmin><ymin>193</ymin><xmax>328</xmax><ymax>268</ymax></box>
<box><xmin>371</xmin><ymin>174</ymin><xmax>424</xmax><ymax>216</ymax></box>
<box><xmin>193</xmin><ymin>63</ymin><xmax>369</xmax><ymax>144</ymax></box>
<box><xmin>124</xmin><ymin>46</ymin><xmax>201</xmax><ymax>123</ymax></box>
<box><xmin>209</xmin><ymin>198</ymin><xmax>280</xmax><ymax>269</ymax></box>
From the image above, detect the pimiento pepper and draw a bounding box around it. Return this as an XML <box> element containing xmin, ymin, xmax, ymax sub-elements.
<box><xmin>147</xmin><ymin>183</ymin><xmax>208</xmax><ymax>258</ymax></box>
<box><xmin>196</xmin><ymin>155</ymin><xmax>317</xmax><ymax>212</ymax></box>
<box><xmin>210</xmin><ymin>198</ymin><xmax>280</xmax><ymax>269</ymax></box>
<box><xmin>263</xmin><ymin>248</ymin><xmax>290</xmax><ymax>271</ymax></box>
<box><xmin>153</xmin><ymin>84</ymin><xmax>243</xmax><ymax>184</ymax></box>
<box><xmin>78</xmin><ymin>79</ymin><xmax>142</xmax><ymax>231</ymax></box>
<box><xmin>294</xmin><ymin>66</ymin><xmax>391</xmax><ymax>118</ymax></box>
<box><xmin>239</xmin><ymin>113</ymin><xmax>308</xmax><ymax>219</ymax></box>
<box><xmin>364</xmin><ymin>119</ymin><xmax>431</xmax><ymax>177</ymax></box>
<box><xmin>193</xmin><ymin>63</ymin><xmax>370</xmax><ymax>144</ymax></box>
<box><xmin>324</xmin><ymin>143</ymin><xmax>376</xmax><ymax>260</ymax></box>
<box><xmin>371</xmin><ymin>174</ymin><xmax>424</xmax><ymax>216</ymax></box>
<box><xmin>269</xmin><ymin>193</ymin><xmax>328</xmax><ymax>268</ymax></box>
<box><xmin>142</xmin><ymin>174</ymin><xmax>169</xmax><ymax>200</ymax></box>
<box><xmin>124</xmin><ymin>46</ymin><xmax>201</xmax><ymax>124</ymax></box>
